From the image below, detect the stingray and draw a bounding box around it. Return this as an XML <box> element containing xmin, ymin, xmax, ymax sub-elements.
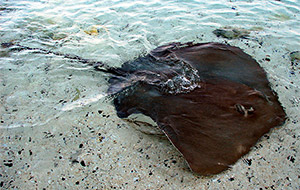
<box><xmin>106</xmin><ymin>42</ymin><xmax>286</xmax><ymax>175</ymax></box>
<box><xmin>4</xmin><ymin>41</ymin><xmax>286</xmax><ymax>175</ymax></box>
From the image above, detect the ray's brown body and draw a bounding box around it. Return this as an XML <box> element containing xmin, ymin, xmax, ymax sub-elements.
<box><xmin>109</xmin><ymin>42</ymin><xmax>286</xmax><ymax>175</ymax></box>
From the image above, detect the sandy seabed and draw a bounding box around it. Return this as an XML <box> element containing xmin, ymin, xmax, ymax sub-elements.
<box><xmin>0</xmin><ymin>0</ymin><xmax>299</xmax><ymax>189</ymax></box>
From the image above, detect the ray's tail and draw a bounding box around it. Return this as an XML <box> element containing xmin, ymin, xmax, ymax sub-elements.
<box><xmin>1</xmin><ymin>42</ymin><xmax>119</xmax><ymax>75</ymax></box>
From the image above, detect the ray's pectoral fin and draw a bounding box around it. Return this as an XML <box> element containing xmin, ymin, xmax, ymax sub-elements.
<box><xmin>151</xmin><ymin>80</ymin><xmax>286</xmax><ymax>175</ymax></box>
<box><xmin>113</xmin><ymin>79</ymin><xmax>286</xmax><ymax>175</ymax></box>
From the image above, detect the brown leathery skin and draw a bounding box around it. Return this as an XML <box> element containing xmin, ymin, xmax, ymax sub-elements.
<box><xmin>110</xmin><ymin>42</ymin><xmax>287</xmax><ymax>175</ymax></box>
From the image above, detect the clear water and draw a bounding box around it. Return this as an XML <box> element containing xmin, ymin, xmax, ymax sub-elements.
<box><xmin>0</xmin><ymin>0</ymin><xmax>299</xmax><ymax>189</ymax></box>
<box><xmin>1</xmin><ymin>0</ymin><xmax>300</xmax><ymax>128</ymax></box>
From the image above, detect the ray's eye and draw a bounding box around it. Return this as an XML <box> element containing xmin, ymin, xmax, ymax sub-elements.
<box><xmin>235</xmin><ymin>104</ymin><xmax>255</xmax><ymax>117</ymax></box>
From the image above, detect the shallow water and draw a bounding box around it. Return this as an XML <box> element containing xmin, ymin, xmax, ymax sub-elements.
<box><xmin>0</xmin><ymin>0</ymin><xmax>299</xmax><ymax>189</ymax></box>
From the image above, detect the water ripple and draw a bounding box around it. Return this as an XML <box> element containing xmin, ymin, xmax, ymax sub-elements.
<box><xmin>0</xmin><ymin>0</ymin><xmax>299</xmax><ymax>128</ymax></box>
